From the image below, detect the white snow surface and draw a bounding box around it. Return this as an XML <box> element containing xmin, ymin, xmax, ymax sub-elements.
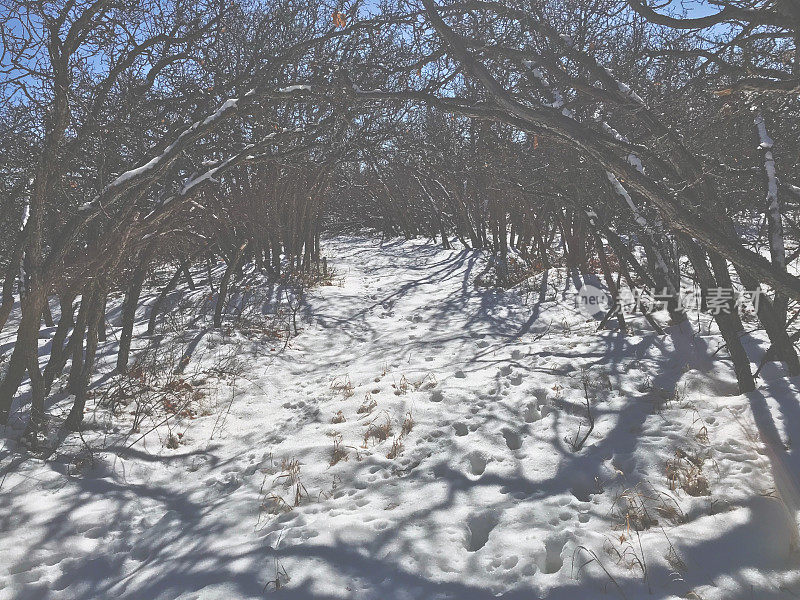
<box><xmin>2</xmin><ymin>235</ymin><xmax>800</xmax><ymax>599</ymax></box>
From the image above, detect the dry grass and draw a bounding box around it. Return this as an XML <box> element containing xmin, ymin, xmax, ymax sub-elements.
<box><xmin>330</xmin><ymin>435</ymin><xmax>349</xmax><ymax>465</ymax></box>
<box><xmin>362</xmin><ymin>415</ymin><xmax>393</xmax><ymax>448</ymax></box>
<box><xmin>387</xmin><ymin>410</ymin><xmax>414</xmax><ymax>459</ymax></box>
<box><xmin>392</xmin><ymin>374</ymin><xmax>411</xmax><ymax>395</ymax></box>
<box><xmin>331</xmin><ymin>375</ymin><xmax>354</xmax><ymax>399</ymax></box>
<box><xmin>610</xmin><ymin>481</ymin><xmax>683</xmax><ymax>532</ymax></box>
<box><xmin>386</xmin><ymin>436</ymin><xmax>404</xmax><ymax>459</ymax></box>
<box><xmin>401</xmin><ymin>410</ymin><xmax>414</xmax><ymax>435</ymax></box>
<box><xmin>666</xmin><ymin>448</ymin><xmax>710</xmax><ymax>497</ymax></box>
<box><xmin>259</xmin><ymin>457</ymin><xmax>309</xmax><ymax>517</ymax></box>
<box><xmin>357</xmin><ymin>392</ymin><xmax>377</xmax><ymax>414</ymax></box>
<box><xmin>331</xmin><ymin>410</ymin><xmax>346</xmax><ymax>424</ymax></box>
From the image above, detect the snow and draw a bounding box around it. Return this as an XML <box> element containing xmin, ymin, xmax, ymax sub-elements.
<box><xmin>755</xmin><ymin>113</ymin><xmax>785</xmax><ymax>269</ymax></box>
<box><xmin>755</xmin><ymin>114</ymin><xmax>775</xmax><ymax>149</ymax></box>
<box><xmin>279</xmin><ymin>85</ymin><xmax>312</xmax><ymax>93</ymax></box>
<box><xmin>2</xmin><ymin>236</ymin><xmax>800</xmax><ymax>599</ymax></box>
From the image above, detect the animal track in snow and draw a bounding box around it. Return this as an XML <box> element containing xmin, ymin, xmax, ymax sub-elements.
<box><xmin>502</xmin><ymin>428</ymin><xmax>523</xmax><ymax>450</ymax></box>
<box><xmin>523</xmin><ymin>402</ymin><xmax>542</xmax><ymax>423</ymax></box>
<box><xmin>466</xmin><ymin>451</ymin><xmax>488</xmax><ymax>476</ymax></box>
<box><xmin>464</xmin><ymin>510</ymin><xmax>499</xmax><ymax>552</ymax></box>
<box><xmin>537</xmin><ymin>536</ymin><xmax>566</xmax><ymax>574</ymax></box>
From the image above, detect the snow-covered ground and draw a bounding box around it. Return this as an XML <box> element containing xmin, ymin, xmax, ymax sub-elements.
<box><xmin>2</xmin><ymin>235</ymin><xmax>800</xmax><ymax>599</ymax></box>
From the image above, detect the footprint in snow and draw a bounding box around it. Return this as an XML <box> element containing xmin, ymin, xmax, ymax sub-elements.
<box><xmin>466</xmin><ymin>450</ymin><xmax>488</xmax><ymax>476</ymax></box>
<box><xmin>502</xmin><ymin>428</ymin><xmax>523</xmax><ymax>451</ymax></box>
<box><xmin>523</xmin><ymin>402</ymin><xmax>542</xmax><ymax>423</ymax></box>
<box><xmin>464</xmin><ymin>510</ymin><xmax>500</xmax><ymax>552</ymax></box>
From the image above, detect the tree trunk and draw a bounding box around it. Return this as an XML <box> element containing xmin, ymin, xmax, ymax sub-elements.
<box><xmin>118</xmin><ymin>253</ymin><xmax>151</xmax><ymax>372</ymax></box>
<box><xmin>43</xmin><ymin>292</ymin><xmax>77</xmax><ymax>393</ymax></box>
<box><xmin>214</xmin><ymin>240</ymin><xmax>249</xmax><ymax>329</ymax></box>
<box><xmin>65</xmin><ymin>290</ymin><xmax>103</xmax><ymax>431</ymax></box>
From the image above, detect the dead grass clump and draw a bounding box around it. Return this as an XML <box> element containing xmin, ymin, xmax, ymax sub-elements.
<box><xmin>401</xmin><ymin>410</ymin><xmax>414</xmax><ymax>435</ymax></box>
<box><xmin>386</xmin><ymin>436</ymin><xmax>404</xmax><ymax>459</ymax></box>
<box><xmin>610</xmin><ymin>482</ymin><xmax>683</xmax><ymax>532</ymax></box>
<box><xmin>392</xmin><ymin>374</ymin><xmax>410</xmax><ymax>395</ymax></box>
<box><xmin>331</xmin><ymin>375</ymin><xmax>354</xmax><ymax>399</ymax></box>
<box><xmin>357</xmin><ymin>393</ymin><xmax>377</xmax><ymax>414</ymax></box>
<box><xmin>363</xmin><ymin>415</ymin><xmax>392</xmax><ymax>448</ymax></box>
<box><xmin>387</xmin><ymin>410</ymin><xmax>415</xmax><ymax>459</ymax></box>
<box><xmin>666</xmin><ymin>448</ymin><xmax>710</xmax><ymax>497</ymax></box>
<box><xmin>331</xmin><ymin>410</ymin><xmax>346</xmax><ymax>424</ymax></box>
<box><xmin>330</xmin><ymin>435</ymin><xmax>349</xmax><ymax>465</ymax></box>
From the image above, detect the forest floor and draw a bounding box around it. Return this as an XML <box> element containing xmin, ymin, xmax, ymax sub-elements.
<box><xmin>2</xmin><ymin>235</ymin><xmax>800</xmax><ymax>599</ymax></box>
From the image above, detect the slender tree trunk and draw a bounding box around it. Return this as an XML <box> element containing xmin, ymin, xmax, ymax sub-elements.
<box><xmin>67</xmin><ymin>288</ymin><xmax>90</xmax><ymax>394</ymax></box>
<box><xmin>682</xmin><ymin>239</ymin><xmax>755</xmax><ymax>393</ymax></box>
<box><xmin>97</xmin><ymin>294</ymin><xmax>107</xmax><ymax>342</ymax></box>
<box><xmin>0</xmin><ymin>289</ymin><xmax>48</xmax><ymax>424</ymax></box>
<box><xmin>43</xmin><ymin>292</ymin><xmax>77</xmax><ymax>393</ymax></box>
<box><xmin>118</xmin><ymin>253</ymin><xmax>151</xmax><ymax>372</ymax></box>
<box><xmin>64</xmin><ymin>290</ymin><xmax>103</xmax><ymax>431</ymax></box>
<box><xmin>214</xmin><ymin>240</ymin><xmax>249</xmax><ymax>329</ymax></box>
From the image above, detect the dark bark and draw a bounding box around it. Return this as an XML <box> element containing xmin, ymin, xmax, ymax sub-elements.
<box><xmin>43</xmin><ymin>292</ymin><xmax>77</xmax><ymax>393</ymax></box>
<box><xmin>214</xmin><ymin>240</ymin><xmax>250</xmax><ymax>329</ymax></box>
<box><xmin>118</xmin><ymin>253</ymin><xmax>152</xmax><ymax>372</ymax></box>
